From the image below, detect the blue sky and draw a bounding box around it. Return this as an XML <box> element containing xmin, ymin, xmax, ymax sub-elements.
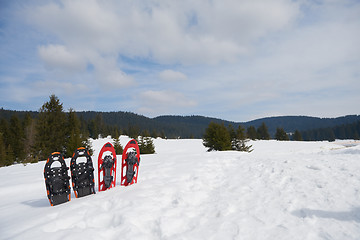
<box><xmin>0</xmin><ymin>0</ymin><xmax>359</xmax><ymax>122</ymax></box>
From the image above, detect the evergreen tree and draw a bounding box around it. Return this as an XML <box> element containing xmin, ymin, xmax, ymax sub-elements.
<box><xmin>23</xmin><ymin>113</ymin><xmax>37</xmax><ymax>163</ymax></box>
<box><xmin>65</xmin><ymin>109</ymin><xmax>83</xmax><ymax>157</ymax></box>
<box><xmin>232</xmin><ymin>125</ymin><xmax>253</xmax><ymax>152</ymax></box>
<box><xmin>5</xmin><ymin>144</ymin><xmax>15</xmax><ymax>166</ymax></box>
<box><xmin>34</xmin><ymin>95</ymin><xmax>67</xmax><ymax>161</ymax></box>
<box><xmin>0</xmin><ymin>118</ymin><xmax>9</xmax><ymax>144</ymax></box>
<box><xmin>83</xmin><ymin>138</ymin><xmax>94</xmax><ymax>156</ymax></box>
<box><xmin>257</xmin><ymin>122</ymin><xmax>270</xmax><ymax>140</ymax></box>
<box><xmin>275</xmin><ymin>127</ymin><xmax>289</xmax><ymax>141</ymax></box>
<box><xmin>112</xmin><ymin>129</ymin><xmax>123</xmax><ymax>155</ymax></box>
<box><xmin>246</xmin><ymin>126</ymin><xmax>257</xmax><ymax>140</ymax></box>
<box><xmin>0</xmin><ymin>133</ymin><xmax>7</xmax><ymax>167</ymax></box>
<box><xmin>8</xmin><ymin>115</ymin><xmax>23</xmax><ymax>162</ymax></box>
<box><xmin>203</xmin><ymin>122</ymin><xmax>231</xmax><ymax>151</ymax></box>
<box><xmin>137</xmin><ymin>130</ymin><xmax>155</xmax><ymax>154</ymax></box>
<box><xmin>95</xmin><ymin>113</ymin><xmax>106</xmax><ymax>138</ymax></box>
<box><xmin>293</xmin><ymin>130</ymin><xmax>303</xmax><ymax>141</ymax></box>
<box><xmin>227</xmin><ymin>125</ymin><xmax>237</xmax><ymax>150</ymax></box>
<box><xmin>88</xmin><ymin>119</ymin><xmax>98</xmax><ymax>139</ymax></box>
<box><xmin>127</xmin><ymin>125</ymin><xmax>140</xmax><ymax>139</ymax></box>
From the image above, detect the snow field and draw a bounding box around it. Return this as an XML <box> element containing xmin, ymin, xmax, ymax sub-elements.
<box><xmin>1</xmin><ymin>138</ymin><xmax>360</xmax><ymax>239</ymax></box>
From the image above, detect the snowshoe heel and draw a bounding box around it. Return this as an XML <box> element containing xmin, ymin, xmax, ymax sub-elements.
<box><xmin>104</xmin><ymin>175</ymin><xmax>113</xmax><ymax>189</ymax></box>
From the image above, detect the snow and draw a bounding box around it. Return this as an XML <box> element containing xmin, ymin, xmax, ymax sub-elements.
<box><xmin>1</xmin><ymin>138</ymin><xmax>360</xmax><ymax>239</ymax></box>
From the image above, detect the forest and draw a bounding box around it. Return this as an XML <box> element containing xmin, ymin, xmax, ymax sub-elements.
<box><xmin>1</xmin><ymin>95</ymin><xmax>359</xmax><ymax>167</ymax></box>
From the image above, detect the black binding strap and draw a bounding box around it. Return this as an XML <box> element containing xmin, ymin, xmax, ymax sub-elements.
<box><xmin>125</xmin><ymin>151</ymin><xmax>139</xmax><ymax>184</ymax></box>
<box><xmin>100</xmin><ymin>155</ymin><xmax>114</xmax><ymax>189</ymax></box>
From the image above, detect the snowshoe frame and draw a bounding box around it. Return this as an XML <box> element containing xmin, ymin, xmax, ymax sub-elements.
<box><xmin>98</xmin><ymin>142</ymin><xmax>117</xmax><ymax>191</ymax></box>
<box><xmin>70</xmin><ymin>147</ymin><xmax>96</xmax><ymax>198</ymax></box>
<box><xmin>121</xmin><ymin>139</ymin><xmax>140</xmax><ymax>186</ymax></box>
<box><xmin>44</xmin><ymin>152</ymin><xmax>71</xmax><ymax>206</ymax></box>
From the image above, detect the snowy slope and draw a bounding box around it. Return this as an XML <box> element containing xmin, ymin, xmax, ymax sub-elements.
<box><xmin>1</xmin><ymin>138</ymin><xmax>360</xmax><ymax>239</ymax></box>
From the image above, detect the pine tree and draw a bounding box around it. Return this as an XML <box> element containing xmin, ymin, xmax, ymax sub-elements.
<box><xmin>234</xmin><ymin>125</ymin><xmax>253</xmax><ymax>152</ymax></box>
<box><xmin>5</xmin><ymin>144</ymin><xmax>15</xmax><ymax>166</ymax></box>
<box><xmin>128</xmin><ymin>125</ymin><xmax>140</xmax><ymax>139</ymax></box>
<box><xmin>227</xmin><ymin>125</ymin><xmax>237</xmax><ymax>150</ymax></box>
<box><xmin>246</xmin><ymin>126</ymin><xmax>257</xmax><ymax>140</ymax></box>
<box><xmin>138</xmin><ymin>130</ymin><xmax>155</xmax><ymax>154</ymax></box>
<box><xmin>203</xmin><ymin>122</ymin><xmax>231</xmax><ymax>151</ymax></box>
<box><xmin>275</xmin><ymin>128</ymin><xmax>289</xmax><ymax>141</ymax></box>
<box><xmin>33</xmin><ymin>95</ymin><xmax>67</xmax><ymax>161</ymax></box>
<box><xmin>257</xmin><ymin>123</ymin><xmax>270</xmax><ymax>140</ymax></box>
<box><xmin>112</xmin><ymin>128</ymin><xmax>123</xmax><ymax>155</ymax></box>
<box><xmin>0</xmin><ymin>133</ymin><xmax>7</xmax><ymax>167</ymax></box>
<box><xmin>10</xmin><ymin>115</ymin><xmax>26</xmax><ymax>161</ymax></box>
<box><xmin>65</xmin><ymin>109</ymin><xmax>83</xmax><ymax>157</ymax></box>
<box><xmin>83</xmin><ymin>138</ymin><xmax>94</xmax><ymax>156</ymax></box>
<box><xmin>293</xmin><ymin>130</ymin><xmax>303</xmax><ymax>141</ymax></box>
<box><xmin>23</xmin><ymin>114</ymin><xmax>37</xmax><ymax>163</ymax></box>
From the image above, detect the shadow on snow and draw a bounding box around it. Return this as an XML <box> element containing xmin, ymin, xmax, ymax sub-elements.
<box><xmin>292</xmin><ymin>207</ymin><xmax>360</xmax><ymax>222</ymax></box>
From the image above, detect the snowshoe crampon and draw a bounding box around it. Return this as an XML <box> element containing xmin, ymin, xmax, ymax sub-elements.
<box><xmin>121</xmin><ymin>139</ymin><xmax>140</xmax><ymax>186</ymax></box>
<box><xmin>98</xmin><ymin>142</ymin><xmax>117</xmax><ymax>191</ymax></box>
<box><xmin>70</xmin><ymin>147</ymin><xmax>95</xmax><ymax>198</ymax></box>
<box><xmin>44</xmin><ymin>152</ymin><xmax>71</xmax><ymax>206</ymax></box>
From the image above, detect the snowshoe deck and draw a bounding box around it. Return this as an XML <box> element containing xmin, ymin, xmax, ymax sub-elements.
<box><xmin>70</xmin><ymin>147</ymin><xmax>95</xmax><ymax>198</ymax></box>
<box><xmin>98</xmin><ymin>142</ymin><xmax>117</xmax><ymax>191</ymax></box>
<box><xmin>121</xmin><ymin>139</ymin><xmax>140</xmax><ymax>186</ymax></box>
<box><xmin>44</xmin><ymin>152</ymin><xmax>71</xmax><ymax>206</ymax></box>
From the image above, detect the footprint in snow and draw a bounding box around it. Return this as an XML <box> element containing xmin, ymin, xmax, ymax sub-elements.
<box><xmin>306</xmin><ymin>165</ymin><xmax>321</xmax><ymax>171</ymax></box>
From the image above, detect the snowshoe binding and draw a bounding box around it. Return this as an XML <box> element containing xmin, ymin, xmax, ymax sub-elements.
<box><xmin>70</xmin><ymin>147</ymin><xmax>96</xmax><ymax>198</ymax></box>
<box><xmin>44</xmin><ymin>152</ymin><xmax>71</xmax><ymax>206</ymax></box>
<box><xmin>121</xmin><ymin>139</ymin><xmax>140</xmax><ymax>186</ymax></box>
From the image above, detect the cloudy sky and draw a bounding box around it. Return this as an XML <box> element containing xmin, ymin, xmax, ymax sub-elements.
<box><xmin>0</xmin><ymin>0</ymin><xmax>359</xmax><ymax>122</ymax></box>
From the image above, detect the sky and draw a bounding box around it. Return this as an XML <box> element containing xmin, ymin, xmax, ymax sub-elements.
<box><xmin>0</xmin><ymin>0</ymin><xmax>359</xmax><ymax>122</ymax></box>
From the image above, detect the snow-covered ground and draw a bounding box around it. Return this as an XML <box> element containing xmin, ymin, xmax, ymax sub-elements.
<box><xmin>1</xmin><ymin>137</ymin><xmax>360</xmax><ymax>239</ymax></box>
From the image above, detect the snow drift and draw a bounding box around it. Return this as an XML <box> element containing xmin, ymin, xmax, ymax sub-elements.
<box><xmin>1</xmin><ymin>137</ymin><xmax>360</xmax><ymax>239</ymax></box>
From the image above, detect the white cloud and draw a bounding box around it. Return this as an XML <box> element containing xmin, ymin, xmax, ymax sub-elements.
<box><xmin>159</xmin><ymin>70</ymin><xmax>187</xmax><ymax>82</ymax></box>
<box><xmin>28</xmin><ymin>0</ymin><xmax>301</xmax><ymax>65</ymax></box>
<box><xmin>38</xmin><ymin>44</ymin><xmax>86</xmax><ymax>72</ymax></box>
<box><xmin>138</xmin><ymin>90</ymin><xmax>197</xmax><ymax>116</ymax></box>
<box><xmin>3</xmin><ymin>0</ymin><xmax>358</xmax><ymax>119</ymax></box>
<box><xmin>33</xmin><ymin>80</ymin><xmax>88</xmax><ymax>94</ymax></box>
<box><xmin>92</xmin><ymin>55</ymin><xmax>134</xmax><ymax>88</ymax></box>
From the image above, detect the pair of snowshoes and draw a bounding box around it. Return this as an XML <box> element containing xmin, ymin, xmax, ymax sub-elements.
<box><xmin>98</xmin><ymin>139</ymin><xmax>141</xmax><ymax>192</ymax></box>
<box><xmin>44</xmin><ymin>148</ymin><xmax>95</xmax><ymax>206</ymax></box>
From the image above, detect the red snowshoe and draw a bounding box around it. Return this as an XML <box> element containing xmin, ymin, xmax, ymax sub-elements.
<box><xmin>70</xmin><ymin>147</ymin><xmax>96</xmax><ymax>198</ymax></box>
<box><xmin>98</xmin><ymin>142</ymin><xmax>117</xmax><ymax>191</ymax></box>
<box><xmin>121</xmin><ymin>139</ymin><xmax>140</xmax><ymax>186</ymax></box>
<box><xmin>44</xmin><ymin>152</ymin><xmax>71</xmax><ymax>206</ymax></box>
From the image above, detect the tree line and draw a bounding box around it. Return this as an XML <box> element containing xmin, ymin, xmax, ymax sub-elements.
<box><xmin>300</xmin><ymin>121</ymin><xmax>360</xmax><ymax>141</ymax></box>
<box><xmin>202</xmin><ymin>122</ymin><xmax>297</xmax><ymax>152</ymax></box>
<box><xmin>202</xmin><ymin>120</ymin><xmax>360</xmax><ymax>152</ymax></box>
<box><xmin>0</xmin><ymin>95</ymin><xmax>155</xmax><ymax>167</ymax></box>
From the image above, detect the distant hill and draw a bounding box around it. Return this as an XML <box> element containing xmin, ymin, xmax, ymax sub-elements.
<box><xmin>1</xmin><ymin>108</ymin><xmax>359</xmax><ymax>138</ymax></box>
<box><xmin>241</xmin><ymin>115</ymin><xmax>360</xmax><ymax>137</ymax></box>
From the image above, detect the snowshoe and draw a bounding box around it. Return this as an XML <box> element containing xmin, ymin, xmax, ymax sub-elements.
<box><xmin>70</xmin><ymin>147</ymin><xmax>96</xmax><ymax>198</ymax></box>
<box><xmin>121</xmin><ymin>139</ymin><xmax>140</xmax><ymax>186</ymax></box>
<box><xmin>44</xmin><ymin>152</ymin><xmax>71</xmax><ymax>206</ymax></box>
<box><xmin>98</xmin><ymin>142</ymin><xmax>117</xmax><ymax>191</ymax></box>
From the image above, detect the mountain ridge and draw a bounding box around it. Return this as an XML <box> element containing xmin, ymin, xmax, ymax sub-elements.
<box><xmin>1</xmin><ymin>108</ymin><xmax>359</xmax><ymax>138</ymax></box>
